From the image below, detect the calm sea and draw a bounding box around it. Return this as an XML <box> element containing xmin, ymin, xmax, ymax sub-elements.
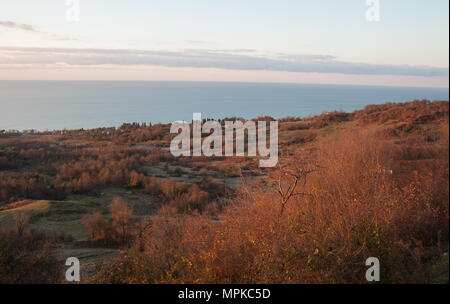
<box><xmin>0</xmin><ymin>81</ymin><xmax>448</xmax><ymax>131</ymax></box>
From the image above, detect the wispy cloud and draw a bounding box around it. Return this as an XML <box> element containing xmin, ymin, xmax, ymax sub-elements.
<box><xmin>0</xmin><ymin>46</ymin><xmax>447</xmax><ymax>77</ymax></box>
<box><xmin>0</xmin><ymin>20</ymin><xmax>74</xmax><ymax>41</ymax></box>
<box><xmin>186</xmin><ymin>40</ymin><xmax>211</xmax><ymax>45</ymax></box>
<box><xmin>0</xmin><ymin>20</ymin><xmax>37</xmax><ymax>32</ymax></box>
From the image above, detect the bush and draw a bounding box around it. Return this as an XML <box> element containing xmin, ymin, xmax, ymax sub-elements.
<box><xmin>91</xmin><ymin>126</ymin><xmax>449</xmax><ymax>283</ymax></box>
<box><xmin>0</xmin><ymin>228</ymin><xmax>63</xmax><ymax>283</ymax></box>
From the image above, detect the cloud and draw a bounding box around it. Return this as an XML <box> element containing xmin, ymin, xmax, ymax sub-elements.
<box><xmin>186</xmin><ymin>40</ymin><xmax>211</xmax><ymax>45</ymax></box>
<box><xmin>0</xmin><ymin>20</ymin><xmax>37</xmax><ymax>32</ymax></box>
<box><xmin>276</xmin><ymin>54</ymin><xmax>337</xmax><ymax>62</ymax></box>
<box><xmin>0</xmin><ymin>20</ymin><xmax>74</xmax><ymax>41</ymax></box>
<box><xmin>0</xmin><ymin>46</ymin><xmax>447</xmax><ymax>77</ymax></box>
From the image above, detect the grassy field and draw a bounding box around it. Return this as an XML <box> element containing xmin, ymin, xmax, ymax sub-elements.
<box><xmin>0</xmin><ymin>188</ymin><xmax>156</xmax><ymax>241</ymax></box>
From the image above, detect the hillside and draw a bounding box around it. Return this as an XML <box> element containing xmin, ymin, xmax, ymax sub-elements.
<box><xmin>0</xmin><ymin>99</ymin><xmax>448</xmax><ymax>283</ymax></box>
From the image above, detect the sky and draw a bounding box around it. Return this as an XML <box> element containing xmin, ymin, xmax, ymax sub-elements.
<box><xmin>0</xmin><ymin>0</ymin><xmax>448</xmax><ymax>87</ymax></box>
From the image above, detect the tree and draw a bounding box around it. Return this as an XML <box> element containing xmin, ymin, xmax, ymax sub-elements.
<box><xmin>267</xmin><ymin>151</ymin><xmax>321</xmax><ymax>219</ymax></box>
<box><xmin>82</xmin><ymin>212</ymin><xmax>107</xmax><ymax>241</ymax></box>
<box><xmin>110</xmin><ymin>197</ymin><xmax>133</xmax><ymax>244</ymax></box>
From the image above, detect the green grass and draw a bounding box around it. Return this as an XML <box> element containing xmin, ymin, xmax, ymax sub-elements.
<box><xmin>0</xmin><ymin>200</ymin><xmax>51</xmax><ymax>229</ymax></box>
<box><xmin>0</xmin><ymin>188</ymin><xmax>156</xmax><ymax>241</ymax></box>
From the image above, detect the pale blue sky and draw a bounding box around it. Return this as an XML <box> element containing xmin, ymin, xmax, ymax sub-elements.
<box><xmin>0</xmin><ymin>0</ymin><xmax>448</xmax><ymax>87</ymax></box>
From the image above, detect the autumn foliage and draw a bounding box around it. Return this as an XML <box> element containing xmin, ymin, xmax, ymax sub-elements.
<box><xmin>1</xmin><ymin>100</ymin><xmax>448</xmax><ymax>283</ymax></box>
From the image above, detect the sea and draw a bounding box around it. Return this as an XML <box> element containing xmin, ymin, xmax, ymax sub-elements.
<box><xmin>0</xmin><ymin>81</ymin><xmax>448</xmax><ymax>131</ymax></box>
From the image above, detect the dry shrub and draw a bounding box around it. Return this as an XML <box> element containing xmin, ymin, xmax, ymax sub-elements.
<box><xmin>216</xmin><ymin>162</ymin><xmax>241</xmax><ymax>177</ymax></box>
<box><xmin>354</xmin><ymin>100</ymin><xmax>449</xmax><ymax>125</ymax></box>
<box><xmin>110</xmin><ymin>197</ymin><xmax>134</xmax><ymax>244</ymax></box>
<box><xmin>91</xmin><ymin>125</ymin><xmax>449</xmax><ymax>284</ymax></box>
<box><xmin>169</xmin><ymin>184</ymin><xmax>210</xmax><ymax>214</ymax></box>
<box><xmin>287</xmin><ymin>132</ymin><xmax>317</xmax><ymax>145</ymax></box>
<box><xmin>189</xmin><ymin>128</ymin><xmax>448</xmax><ymax>283</ymax></box>
<box><xmin>91</xmin><ymin>211</ymin><xmax>216</xmax><ymax>283</ymax></box>
<box><xmin>143</xmin><ymin>175</ymin><xmax>161</xmax><ymax>196</ymax></box>
<box><xmin>0</xmin><ymin>227</ymin><xmax>63</xmax><ymax>283</ymax></box>
<box><xmin>82</xmin><ymin>212</ymin><xmax>108</xmax><ymax>241</ymax></box>
<box><xmin>82</xmin><ymin>197</ymin><xmax>134</xmax><ymax>246</ymax></box>
<box><xmin>159</xmin><ymin>179</ymin><xmax>188</xmax><ymax>200</ymax></box>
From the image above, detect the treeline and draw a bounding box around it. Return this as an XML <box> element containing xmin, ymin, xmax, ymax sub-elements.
<box><xmin>0</xmin><ymin>145</ymin><xmax>147</xmax><ymax>203</ymax></box>
<box><xmin>1</xmin><ymin>152</ymin><xmax>229</xmax><ymax>212</ymax></box>
<box><xmin>65</xmin><ymin>123</ymin><xmax>171</xmax><ymax>144</ymax></box>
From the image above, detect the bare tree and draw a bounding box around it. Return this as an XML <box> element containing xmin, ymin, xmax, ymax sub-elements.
<box><xmin>267</xmin><ymin>151</ymin><xmax>321</xmax><ymax>219</ymax></box>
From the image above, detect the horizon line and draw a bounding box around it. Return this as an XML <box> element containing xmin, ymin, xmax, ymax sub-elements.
<box><xmin>1</xmin><ymin>79</ymin><xmax>449</xmax><ymax>90</ymax></box>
